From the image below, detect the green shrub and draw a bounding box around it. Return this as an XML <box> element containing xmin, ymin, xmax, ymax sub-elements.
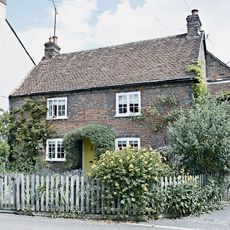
<box><xmin>90</xmin><ymin>147</ymin><xmax>169</xmax><ymax>218</ymax></box>
<box><xmin>0</xmin><ymin>140</ymin><xmax>9</xmax><ymax>171</ymax></box>
<box><xmin>166</xmin><ymin>178</ymin><xmax>222</xmax><ymax>218</ymax></box>
<box><xmin>168</xmin><ymin>98</ymin><xmax>230</xmax><ymax>175</ymax></box>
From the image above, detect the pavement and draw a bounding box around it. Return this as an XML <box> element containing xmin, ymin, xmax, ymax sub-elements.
<box><xmin>0</xmin><ymin>206</ymin><xmax>229</xmax><ymax>230</ymax></box>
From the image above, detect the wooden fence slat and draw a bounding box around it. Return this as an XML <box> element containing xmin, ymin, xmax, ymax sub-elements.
<box><xmin>31</xmin><ymin>175</ymin><xmax>35</xmax><ymax>211</ymax></box>
<box><xmin>21</xmin><ymin>174</ymin><xmax>25</xmax><ymax>210</ymax></box>
<box><xmin>35</xmin><ymin>175</ymin><xmax>40</xmax><ymax>211</ymax></box>
<box><xmin>50</xmin><ymin>175</ymin><xmax>54</xmax><ymax>211</ymax></box>
<box><xmin>0</xmin><ymin>175</ymin><xmax>3</xmax><ymax>209</ymax></box>
<box><xmin>8</xmin><ymin>175</ymin><xmax>12</xmax><ymax>209</ymax></box>
<box><xmin>45</xmin><ymin>176</ymin><xmax>50</xmax><ymax>212</ymax></box>
<box><xmin>80</xmin><ymin>176</ymin><xmax>84</xmax><ymax>212</ymax></box>
<box><xmin>26</xmin><ymin>175</ymin><xmax>30</xmax><ymax>210</ymax></box>
<box><xmin>4</xmin><ymin>175</ymin><xmax>7</xmax><ymax>208</ymax></box>
<box><xmin>55</xmin><ymin>176</ymin><xmax>60</xmax><ymax>211</ymax></box>
<box><xmin>86</xmin><ymin>177</ymin><xmax>90</xmax><ymax>213</ymax></box>
<box><xmin>75</xmin><ymin>175</ymin><xmax>79</xmax><ymax>211</ymax></box>
<box><xmin>16</xmin><ymin>175</ymin><xmax>20</xmax><ymax>210</ymax></box>
<box><xmin>60</xmin><ymin>175</ymin><xmax>64</xmax><ymax>212</ymax></box>
<box><xmin>91</xmin><ymin>179</ymin><xmax>94</xmax><ymax>214</ymax></box>
<box><xmin>96</xmin><ymin>180</ymin><xmax>100</xmax><ymax>214</ymax></box>
<box><xmin>65</xmin><ymin>175</ymin><xmax>69</xmax><ymax>212</ymax></box>
<box><xmin>70</xmin><ymin>175</ymin><xmax>74</xmax><ymax>211</ymax></box>
<box><xmin>40</xmin><ymin>176</ymin><xmax>44</xmax><ymax>212</ymax></box>
<box><xmin>101</xmin><ymin>183</ymin><xmax>104</xmax><ymax>215</ymax></box>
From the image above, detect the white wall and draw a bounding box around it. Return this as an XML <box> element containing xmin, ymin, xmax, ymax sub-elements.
<box><xmin>0</xmin><ymin>2</ymin><xmax>34</xmax><ymax>111</ymax></box>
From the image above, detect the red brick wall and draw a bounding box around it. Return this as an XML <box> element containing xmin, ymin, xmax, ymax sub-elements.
<box><xmin>10</xmin><ymin>82</ymin><xmax>194</xmax><ymax>148</ymax></box>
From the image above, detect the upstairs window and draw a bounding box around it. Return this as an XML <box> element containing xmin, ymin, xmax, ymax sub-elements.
<box><xmin>116</xmin><ymin>92</ymin><xmax>141</xmax><ymax>117</ymax></box>
<box><xmin>47</xmin><ymin>97</ymin><xmax>67</xmax><ymax>119</ymax></box>
<box><xmin>46</xmin><ymin>138</ymin><xmax>65</xmax><ymax>162</ymax></box>
<box><xmin>115</xmin><ymin>138</ymin><xmax>140</xmax><ymax>150</ymax></box>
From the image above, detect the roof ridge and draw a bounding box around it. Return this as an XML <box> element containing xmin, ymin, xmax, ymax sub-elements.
<box><xmin>207</xmin><ymin>51</ymin><xmax>230</xmax><ymax>70</ymax></box>
<box><xmin>54</xmin><ymin>33</ymin><xmax>189</xmax><ymax>58</ymax></box>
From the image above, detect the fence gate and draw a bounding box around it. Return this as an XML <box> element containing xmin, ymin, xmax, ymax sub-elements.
<box><xmin>0</xmin><ymin>174</ymin><xmax>16</xmax><ymax>210</ymax></box>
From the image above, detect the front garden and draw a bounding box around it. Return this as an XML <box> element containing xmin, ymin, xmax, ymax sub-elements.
<box><xmin>0</xmin><ymin>97</ymin><xmax>229</xmax><ymax>220</ymax></box>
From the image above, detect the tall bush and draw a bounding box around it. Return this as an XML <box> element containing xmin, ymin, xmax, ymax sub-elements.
<box><xmin>90</xmin><ymin>147</ymin><xmax>169</xmax><ymax>218</ymax></box>
<box><xmin>168</xmin><ymin>98</ymin><xmax>230</xmax><ymax>175</ymax></box>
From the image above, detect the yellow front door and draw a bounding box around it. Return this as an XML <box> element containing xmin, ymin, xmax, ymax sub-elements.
<box><xmin>83</xmin><ymin>138</ymin><xmax>95</xmax><ymax>174</ymax></box>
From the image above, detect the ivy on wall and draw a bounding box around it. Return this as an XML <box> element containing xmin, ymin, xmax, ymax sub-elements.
<box><xmin>64</xmin><ymin>124</ymin><xmax>115</xmax><ymax>170</ymax></box>
<box><xmin>2</xmin><ymin>98</ymin><xmax>53</xmax><ymax>172</ymax></box>
<box><xmin>186</xmin><ymin>61</ymin><xmax>208</xmax><ymax>104</ymax></box>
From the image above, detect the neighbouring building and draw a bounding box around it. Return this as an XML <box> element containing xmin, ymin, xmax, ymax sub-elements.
<box><xmin>9</xmin><ymin>9</ymin><xmax>230</xmax><ymax>172</ymax></box>
<box><xmin>0</xmin><ymin>0</ymin><xmax>34</xmax><ymax>110</ymax></box>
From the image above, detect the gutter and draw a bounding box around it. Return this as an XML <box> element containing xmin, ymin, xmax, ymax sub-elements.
<box><xmin>9</xmin><ymin>77</ymin><xmax>196</xmax><ymax>99</ymax></box>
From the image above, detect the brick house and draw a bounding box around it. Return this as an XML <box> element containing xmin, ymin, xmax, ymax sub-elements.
<box><xmin>9</xmin><ymin>10</ymin><xmax>230</xmax><ymax>172</ymax></box>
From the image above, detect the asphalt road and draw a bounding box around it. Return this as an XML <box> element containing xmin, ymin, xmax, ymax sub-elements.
<box><xmin>0</xmin><ymin>207</ymin><xmax>229</xmax><ymax>230</ymax></box>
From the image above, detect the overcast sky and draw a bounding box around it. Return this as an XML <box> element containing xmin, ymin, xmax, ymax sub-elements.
<box><xmin>1</xmin><ymin>0</ymin><xmax>230</xmax><ymax>110</ymax></box>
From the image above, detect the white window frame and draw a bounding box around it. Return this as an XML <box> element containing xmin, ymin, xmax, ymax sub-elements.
<box><xmin>115</xmin><ymin>138</ymin><xmax>141</xmax><ymax>150</ymax></box>
<box><xmin>115</xmin><ymin>91</ymin><xmax>141</xmax><ymax>117</ymax></box>
<box><xmin>46</xmin><ymin>138</ymin><xmax>66</xmax><ymax>162</ymax></box>
<box><xmin>47</xmin><ymin>97</ymin><xmax>68</xmax><ymax>120</ymax></box>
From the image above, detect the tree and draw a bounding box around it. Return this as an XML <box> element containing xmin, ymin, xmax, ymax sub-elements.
<box><xmin>168</xmin><ymin>98</ymin><xmax>230</xmax><ymax>175</ymax></box>
<box><xmin>0</xmin><ymin>98</ymin><xmax>53</xmax><ymax>172</ymax></box>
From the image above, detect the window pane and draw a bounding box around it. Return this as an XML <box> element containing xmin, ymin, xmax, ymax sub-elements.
<box><xmin>117</xmin><ymin>141</ymin><xmax>127</xmax><ymax>150</ymax></box>
<box><xmin>57</xmin><ymin>141</ymin><xmax>64</xmax><ymax>159</ymax></box>
<box><xmin>118</xmin><ymin>95</ymin><xmax>127</xmax><ymax>114</ymax></box>
<box><xmin>48</xmin><ymin>101</ymin><xmax>53</xmax><ymax>117</ymax></box>
<box><xmin>48</xmin><ymin>141</ymin><xmax>56</xmax><ymax>159</ymax></box>
<box><xmin>129</xmin><ymin>140</ymin><xmax>138</xmax><ymax>148</ymax></box>
<box><xmin>129</xmin><ymin>94</ymin><xmax>139</xmax><ymax>113</ymax></box>
<box><xmin>58</xmin><ymin>101</ymin><xmax>66</xmax><ymax>117</ymax></box>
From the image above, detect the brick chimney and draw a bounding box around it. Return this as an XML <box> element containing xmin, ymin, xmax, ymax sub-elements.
<box><xmin>186</xmin><ymin>9</ymin><xmax>202</xmax><ymax>39</ymax></box>
<box><xmin>43</xmin><ymin>36</ymin><xmax>61</xmax><ymax>60</ymax></box>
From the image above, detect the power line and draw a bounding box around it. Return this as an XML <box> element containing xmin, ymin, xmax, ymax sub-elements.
<box><xmin>183</xmin><ymin>0</ymin><xmax>191</xmax><ymax>12</ymax></box>
<box><xmin>5</xmin><ymin>19</ymin><xmax>36</xmax><ymax>65</ymax></box>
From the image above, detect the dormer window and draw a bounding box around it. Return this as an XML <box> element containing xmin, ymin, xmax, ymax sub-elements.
<box><xmin>47</xmin><ymin>97</ymin><xmax>67</xmax><ymax>120</ymax></box>
<box><xmin>115</xmin><ymin>92</ymin><xmax>141</xmax><ymax>117</ymax></box>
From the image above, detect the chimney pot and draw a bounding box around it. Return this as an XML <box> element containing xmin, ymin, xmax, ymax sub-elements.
<box><xmin>191</xmin><ymin>9</ymin><xmax>198</xmax><ymax>15</ymax></box>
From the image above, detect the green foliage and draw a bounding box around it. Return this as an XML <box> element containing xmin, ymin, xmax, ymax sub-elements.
<box><xmin>90</xmin><ymin>147</ymin><xmax>170</xmax><ymax>218</ymax></box>
<box><xmin>144</xmin><ymin>100</ymin><xmax>181</xmax><ymax>133</ymax></box>
<box><xmin>1</xmin><ymin>98</ymin><xmax>53</xmax><ymax>172</ymax></box>
<box><xmin>157</xmin><ymin>95</ymin><xmax>177</xmax><ymax>106</ymax></box>
<box><xmin>166</xmin><ymin>178</ymin><xmax>222</xmax><ymax>218</ymax></box>
<box><xmin>168</xmin><ymin>98</ymin><xmax>230</xmax><ymax>175</ymax></box>
<box><xmin>0</xmin><ymin>140</ymin><xmax>9</xmax><ymax>171</ymax></box>
<box><xmin>64</xmin><ymin>124</ymin><xmax>115</xmax><ymax>170</ymax></box>
<box><xmin>186</xmin><ymin>62</ymin><xmax>208</xmax><ymax>104</ymax></box>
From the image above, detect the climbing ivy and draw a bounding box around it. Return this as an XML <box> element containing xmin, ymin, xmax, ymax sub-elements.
<box><xmin>143</xmin><ymin>95</ymin><xmax>180</xmax><ymax>132</ymax></box>
<box><xmin>5</xmin><ymin>98</ymin><xmax>53</xmax><ymax>172</ymax></box>
<box><xmin>186</xmin><ymin>61</ymin><xmax>208</xmax><ymax>104</ymax></box>
<box><xmin>64</xmin><ymin>124</ymin><xmax>115</xmax><ymax>170</ymax></box>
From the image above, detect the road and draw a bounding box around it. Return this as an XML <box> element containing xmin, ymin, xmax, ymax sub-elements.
<box><xmin>0</xmin><ymin>207</ymin><xmax>229</xmax><ymax>230</ymax></box>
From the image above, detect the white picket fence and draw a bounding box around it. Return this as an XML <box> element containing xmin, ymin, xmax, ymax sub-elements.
<box><xmin>0</xmin><ymin>173</ymin><xmax>227</xmax><ymax>214</ymax></box>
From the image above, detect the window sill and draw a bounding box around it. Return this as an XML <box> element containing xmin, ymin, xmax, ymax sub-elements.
<box><xmin>46</xmin><ymin>159</ymin><xmax>66</xmax><ymax>162</ymax></box>
<box><xmin>114</xmin><ymin>113</ymin><xmax>142</xmax><ymax>118</ymax></box>
<box><xmin>46</xmin><ymin>116</ymin><xmax>68</xmax><ymax>120</ymax></box>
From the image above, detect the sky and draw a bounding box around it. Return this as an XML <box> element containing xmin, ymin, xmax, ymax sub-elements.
<box><xmin>1</xmin><ymin>0</ymin><xmax>230</xmax><ymax>110</ymax></box>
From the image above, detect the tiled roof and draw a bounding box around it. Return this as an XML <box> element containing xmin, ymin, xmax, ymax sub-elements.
<box><xmin>11</xmin><ymin>34</ymin><xmax>202</xmax><ymax>96</ymax></box>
